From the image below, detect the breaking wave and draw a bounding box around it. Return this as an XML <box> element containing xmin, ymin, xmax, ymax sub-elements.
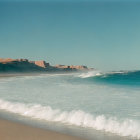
<box><xmin>0</xmin><ymin>99</ymin><xmax>140</xmax><ymax>139</ymax></box>
<box><xmin>78</xmin><ymin>71</ymin><xmax>102</xmax><ymax>78</ymax></box>
<box><xmin>77</xmin><ymin>70</ymin><xmax>140</xmax><ymax>86</ymax></box>
<box><xmin>78</xmin><ymin>70</ymin><xmax>135</xmax><ymax>79</ymax></box>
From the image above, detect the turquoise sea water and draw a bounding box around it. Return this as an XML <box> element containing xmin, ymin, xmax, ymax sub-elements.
<box><xmin>0</xmin><ymin>71</ymin><xmax>140</xmax><ymax>139</ymax></box>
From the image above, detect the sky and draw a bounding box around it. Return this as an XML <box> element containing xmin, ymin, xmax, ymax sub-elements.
<box><xmin>0</xmin><ymin>0</ymin><xmax>140</xmax><ymax>71</ymax></box>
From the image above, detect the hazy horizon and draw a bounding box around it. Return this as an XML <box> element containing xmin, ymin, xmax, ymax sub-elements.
<box><xmin>0</xmin><ymin>0</ymin><xmax>140</xmax><ymax>71</ymax></box>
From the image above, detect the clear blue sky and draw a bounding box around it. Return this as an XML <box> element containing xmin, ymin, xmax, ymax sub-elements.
<box><xmin>0</xmin><ymin>0</ymin><xmax>140</xmax><ymax>71</ymax></box>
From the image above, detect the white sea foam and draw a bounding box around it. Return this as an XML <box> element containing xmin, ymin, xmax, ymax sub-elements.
<box><xmin>78</xmin><ymin>71</ymin><xmax>102</xmax><ymax>78</ymax></box>
<box><xmin>0</xmin><ymin>99</ymin><xmax>140</xmax><ymax>139</ymax></box>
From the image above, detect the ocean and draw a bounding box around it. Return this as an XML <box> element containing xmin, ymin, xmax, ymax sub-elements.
<box><xmin>0</xmin><ymin>71</ymin><xmax>140</xmax><ymax>140</ymax></box>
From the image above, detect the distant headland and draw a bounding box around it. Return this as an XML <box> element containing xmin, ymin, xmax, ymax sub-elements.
<box><xmin>0</xmin><ymin>58</ymin><xmax>93</xmax><ymax>73</ymax></box>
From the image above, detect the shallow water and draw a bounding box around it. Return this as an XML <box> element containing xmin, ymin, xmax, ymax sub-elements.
<box><xmin>0</xmin><ymin>71</ymin><xmax>140</xmax><ymax>139</ymax></box>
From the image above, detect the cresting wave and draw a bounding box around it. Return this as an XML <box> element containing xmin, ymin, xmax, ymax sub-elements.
<box><xmin>0</xmin><ymin>99</ymin><xmax>140</xmax><ymax>139</ymax></box>
<box><xmin>79</xmin><ymin>70</ymin><xmax>140</xmax><ymax>78</ymax></box>
<box><xmin>77</xmin><ymin>70</ymin><xmax>140</xmax><ymax>86</ymax></box>
<box><xmin>78</xmin><ymin>71</ymin><xmax>102</xmax><ymax>78</ymax></box>
<box><xmin>78</xmin><ymin>70</ymin><xmax>136</xmax><ymax>79</ymax></box>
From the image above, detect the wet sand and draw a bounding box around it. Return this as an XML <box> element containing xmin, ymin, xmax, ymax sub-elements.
<box><xmin>0</xmin><ymin>118</ymin><xmax>87</xmax><ymax>140</ymax></box>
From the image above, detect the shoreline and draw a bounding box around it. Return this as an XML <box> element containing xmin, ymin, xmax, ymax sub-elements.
<box><xmin>0</xmin><ymin>111</ymin><xmax>136</xmax><ymax>140</ymax></box>
<box><xmin>0</xmin><ymin>71</ymin><xmax>81</xmax><ymax>77</ymax></box>
<box><xmin>0</xmin><ymin>117</ymin><xmax>87</xmax><ymax>140</ymax></box>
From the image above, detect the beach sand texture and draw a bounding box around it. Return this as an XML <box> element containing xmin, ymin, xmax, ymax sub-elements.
<box><xmin>0</xmin><ymin>118</ymin><xmax>86</xmax><ymax>140</ymax></box>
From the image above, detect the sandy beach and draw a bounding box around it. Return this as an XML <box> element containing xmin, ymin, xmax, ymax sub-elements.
<box><xmin>0</xmin><ymin>118</ymin><xmax>86</xmax><ymax>140</ymax></box>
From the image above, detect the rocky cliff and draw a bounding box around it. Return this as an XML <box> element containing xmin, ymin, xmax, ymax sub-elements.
<box><xmin>0</xmin><ymin>58</ymin><xmax>92</xmax><ymax>73</ymax></box>
<box><xmin>54</xmin><ymin>65</ymin><xmax>90</xmax><ymax>71</ymax></box>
